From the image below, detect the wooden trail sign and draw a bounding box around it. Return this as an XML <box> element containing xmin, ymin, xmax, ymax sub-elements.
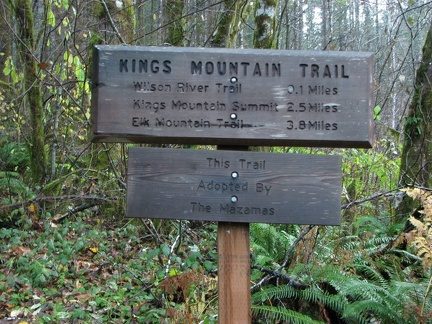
<box><xmin>127</xmin><ymin>147</ymin><xmax>342</xmax><ymax>225</ymax></box>
<box><xmin>90</xmin><ymin>45</ymin><xmax>373</xmax><ymax>323</ymax></box>
<box><xmin>91</xmin><ymin>46</ymin><xmax>374</xmax><ymax>148</ymax></box>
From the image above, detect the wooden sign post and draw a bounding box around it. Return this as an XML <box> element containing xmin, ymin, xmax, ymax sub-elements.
<box><xmin>91</xmin><ymin>46</ymin><xmax>373</xmax><ymax>323</ymax></box>
<box><xmin>218</xmin><ymin>221</ymin><xmax>251</xmax><ymax>322</ymax></box>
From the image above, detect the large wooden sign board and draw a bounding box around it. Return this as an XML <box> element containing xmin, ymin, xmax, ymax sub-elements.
<box><xmin>127</xmin><ymin>147</ymin><xmax>342</xmax><ymax>225</ymax></box>
<box><xmin>91</xmin><ymin>46</ymin><xmax>374</xmax><ymax>148</ymax></box>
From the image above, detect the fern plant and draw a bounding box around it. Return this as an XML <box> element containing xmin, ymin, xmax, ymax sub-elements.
<box><xmin>251</xmin><ymin>210</ymin><xmax>432</xmax><ymax>323</ymax></box>
<box><xmin>400</xmin><ymin>188</ymin><xmax>432</xmax><ymax>317</ymax></box>
<box><xmin>252</xmin><ymin>305</ymin><xmax>325</xmax><ymax>324</ymax></box>
<box><xmin>252</xmin><ymin>263</ymin><xmax>428</xmax><ymax>323</ymax></box>
<box><xmin>403</xmin><ymin>188</ymin><xmax>432</xmax><ymax>269</ymax></box>
<box><xmin>250</xmin><ymin>223</ymin><xmax>298</xmax><ymax>268</ymax></box>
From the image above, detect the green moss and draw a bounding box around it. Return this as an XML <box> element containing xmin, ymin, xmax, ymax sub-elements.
<box><xmin>253</xmin><ymin>0</ymin><xmax>279</xmax><ymax>49</ymax></box>
<box><xmin>399</xmin><ymin>25</ymin><xmax>432</xmax><ymax>215</ymax></box>
<box><xmin>92</xmin><ymin>2</ymin><xmax>105</xmax><ymax>19</ymax></box>
<box><xmin>15</xmin><ymin>0</ymin><xmax>47</xmax><ymax>184</ymax></box>
<box><xmin>165</xmin><ymin>0</ymin><xmax>186</xmax><ymax>46</ymax></box>
<box><xmin>212</xmin><ymin>0</ymin><xmax>234</xmax><ymax>47</ymax></box>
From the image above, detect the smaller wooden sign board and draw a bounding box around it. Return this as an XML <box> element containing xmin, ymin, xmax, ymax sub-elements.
<box><xmin>127</xmin><ymin>147</ymin><xmax>341</xmax><ymax>225</ymax></box>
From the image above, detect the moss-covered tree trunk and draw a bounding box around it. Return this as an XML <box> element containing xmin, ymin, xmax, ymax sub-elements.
<box><xmin>0</xmin><ymin>4</ymin><xmax>11</xmax><ymax>86</ymax></box>
<box><xmin>398</xmin><ymin>23</ymin><xmax>432</xmax><ymax>214</ymax></box>
<box><xmin>15</xmin><ymin>0</ymin><xmax>47</xmax><ymax>184</ymax></box>
<box><xmin>253</xmin><ymin>0</ymin><xmax>279</xmax><ymax>49</ymax></box>
<box><xmin>211</xmin><ymin>0</ymin><xmax>248</xmax><ymax>47</ymax></box>
<box><xmin>253</xmin><ymin>0</ymin><xmax>278</xmax><ymax>153</ymax></box>
<box><xmin>92</xmin><ymin>0</ymin><xmax>135</xmax><ymax>44</ymax></box>
<box><xmin>164</xmin><ymin>0</ymin><xmax>185</xmax><ymax>46</ymax></box>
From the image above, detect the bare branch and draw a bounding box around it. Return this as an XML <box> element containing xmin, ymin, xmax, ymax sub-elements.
<box><xmin>251</xmin><ymin>265</ymin><xmax>307</xmax><ymax>290</ymax></box>
<box><xmin>341</xmin><ymin>188</ymin><xmax>403</xmax><ymax>210</ymax></box>
<box><xmin>0</xmin><ymin>195</ymin><xmax>116</xmax><ymax>212</ymax></box>
<box><xmin>279</xmin><ymin>225</ymin><xmax>315</xmax><ymax>270</ymax></box>
<box><xmin>100</xmin><ymin>0</ymin><xmax>127</xmax><ymax>44</ymax></box>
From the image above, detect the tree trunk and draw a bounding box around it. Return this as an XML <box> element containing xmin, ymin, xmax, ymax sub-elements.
<box><xmin>0</xmin><ymin>3</ymin><xmax>11</xmax><ymax>85</ymax></box>
<box><xmin>14</xmin><ymin>0</ymin><xmax>47</xmax><ymax>184</ymax></box>
<box><xmin>253</xmin><ymin>0</ymin><xmax>278</xmax><ymax>49</ymax></box>
<box><xmin>322</xmin><ymin>0</ymin><xmax>329</xmax><ymax>49</ymax></box>
<box><xmin>398</xmin><ymin>22</ymin><xmax>432</xmax><ymax>213</ymax></box>
<box><xmin>164</xmin><ymin>0</ymin><xmax>185</xmax><ymax>46</ymax></box>
<box><xmin>211</xmin><ymin>0</ymin><xmax>248</xmax><ymax>47</ymax></box>
<box><xmin>93</xmin><ymin>0</ymin><xmax>135</xmax><ymax>44</ymax></box>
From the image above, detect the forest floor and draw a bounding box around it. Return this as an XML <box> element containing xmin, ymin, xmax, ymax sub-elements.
<box><xmin>0</xmin><ymin>211</ymin><xmax>219</xmax><ymax>323</ymax></box>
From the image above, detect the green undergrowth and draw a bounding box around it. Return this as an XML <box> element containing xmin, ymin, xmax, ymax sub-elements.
<box><xmin>2</xmin><ymin>138</ymin><xmax>431</xmax><ymax>323</ymax></box>
<box><xmin>0</xmin><ymin>215</ymin><xmax>219</xmax><ymax>323</ymax></box>
<box><xmin>1</xmin><ymin>203</ymin><xmax>432</xmax><ymax>323</ymax></box>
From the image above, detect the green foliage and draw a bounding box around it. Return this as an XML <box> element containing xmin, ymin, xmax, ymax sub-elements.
<box><xmin>251</xmin><ymin>223</ymin><xmax>297</xmax><ymax>266</ymax></box>
<box><xmin>250</xmin><ymin>198</ymin><xmax>432</xmax><ymax>323</ymax></box>
<box><xmin>0</xmin><ymin>138</ymin><xmax>35</xmax><ymax>222</ymax></box>
<box><xmin>253</xmin><ymin>283</ymin><xmax>346</xmax><ymax>314</ymax></box>
<box><xmin>341</xmin><ymin>140</ymin><xmax>401</xmax><ymax>216</ymax></box>
<box><xmin>0</xmin><ymin>171</ymin><xmax>31</xmax><ymax>202</ymax></box>
<box><xmin>252</xmin><ymin>305</ymin><xmax>324</xmax><ymax>323</ymax></box>
<box><xmin>0</xmin><ymin>216</ymin><xmax>219</xmax><ymax>322</ymax></box>
<box><xmin>252</xmin><ymin>262</ymin><xmax>430</xmax><ymax>323</ymax></box>
<box><xmin>405</xmin><ymin>115</ymin><xmax>423</xmax><ymax>137</ymax></box>
<box><xmin>0</xmin><ymin>138</ymin><xmax>29</xmax><ymax>172</ymax></box>
<box><xmin>0</xmin><ymin>0</ymin><xmax>431</xmax><ymax>322</ymax></box>
<box><xmin>2</xmin><ymin>56</ymin><xmax>21</xmax><ymax>87</ymax></box>
<box><xmin>374</xmin><ymin>105</ymin><xmax>382</xmax><ymax>120</ymax></box>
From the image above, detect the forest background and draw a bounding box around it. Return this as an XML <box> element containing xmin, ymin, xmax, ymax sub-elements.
<box><xmin>1</xmin><ymin>0</ymin><xmax>432</xmax><ymax>323</ymax></box>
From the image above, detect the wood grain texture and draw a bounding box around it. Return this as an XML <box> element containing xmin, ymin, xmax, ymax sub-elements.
<box><xmin>91</xmin><ymin>46</ymin><xmax>374</xmax><ymax>148</ymax></box>
<box><xmin>126</xmin><ymin>147</ymin><xmax>342</xmax><ymax>225</ymax></box>
<box><xmin>218</xmin><ymin>222</ymin><xmax>251</xmax><ymax>323</ymax></box>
